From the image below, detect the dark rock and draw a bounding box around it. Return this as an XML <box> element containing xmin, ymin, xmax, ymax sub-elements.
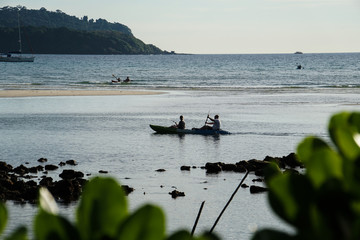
<box><xmin>156</xmin><ymin>169</ymin><xmax>166</xmax><ymax>172</ymax></box>
<box><xmin>26</xmin><ymin>180</ymin><xmax>37</xmax><ymax>187</ymax></box>
<box><xmin>36</xmin><ymin>165</ymin><xmax>44</xmax><ymax>171</ymax></box>
<box><xmin>22</xmin><ymin>184</ymin><xmax>39</xmax><ymax>201</ymax></box>
<box><xmin>45</xmin><ymin>165</ymin><xmax>59</xmax><ymax>171</ymax></box>
<box><xmin>0</xmin><ymin>178</ymin><xmax>13</xmax><ymax>189</ymax></box>
<box><xmin>252</xmin><ymin>178</ymin><xmax>263</xmax><ymax>183</ymax></box>
<box><xmin>66</xmin><ymin>160</ymin><xmax>77</xmax><ymax>166</ymax></box>
<box><xmin>23</xmin><ymin>175</ymin><xmax>37</xmax><ymax>179</ymax></box>
<box><xmin>38</xmin><ymin>158</ymin><xmax>47</xmax><ymax>163</ymax></box>
<box><xmin>122</xmin><ymin>185</ymin><xmax>134</xmax><ymax>195</ymax></box>
<box><xmin>13</xmin><ymin>165</ymin><xmax>29</xmax><ymax>175</ymax></box>
<box><xmin>28</xmin><ymin>167</ymin><xmax>38</xmax><ymax>174</ymax></box>
<box><xmin>23</xmin><ymin>189</ymin><xmax>38</xmax><ymax>201</ymax></box>
<box><xmin>236</xmin><ymin>160</ymin><xmax>251</xmax><ymax>171</ymax></box>
<box><xmin>77</xmin><ymin>178</ymin><xmax>88</xmax><ymax>187</ymax></box>
<box><xmin>59</xmin><ymin>162</ymin><xmax>66</xmax><ymax>166</ymax></box>
<box><xmin>250</xmin><ymin>185</ymin><xmax>268</xmax><ymax>194</ymax></box>
<box><xmin>282</xmin><ymin>153</ymin><xmax>302</xmax><ymax>168</ymax></box>
<box><xmin>59</xmin><ymin>170</ymin><xmax>84</xmax><ymax>180</ymax></box>
<box><xmin>13</xmin><ymin>180</ymin><xmax>26</xmax><ymax>192</ymax></box>
<box><xmin>254</xmin><ymin>169</ymin><xmax>265</xmax><ymax>177</ymax></box>
<box><xmin>234</xmin><ymin>164</ymin><xmax>247</xmax><ymax>173</ymax></box>
<box><xmin>263</xmin><ymin>156</ymin><xmax>285</xmax><ymax>168</ymax></box>
<box><xmin>222</xmin><ymin>163</ymin><xmax>237</xmax><ymax>171</ymax></box>
<box><xmin>0</xmin><ymin>160</ymin><xmax>92</xmax><ymax>204</ymax></box>
<box><xmin>180</xmin><ymin>166</ymin><xmax>191</xmax><ymax>171</ymax></box>
<box><xmin>205</xmin><ymin>162</ymin><xmax>222</xmax><ymax>174</ymax></box>
<box><xmin>169</xmin><ymin>190</ymin><xmax>185</xmax><ymax>199</ymax></box>
<box><xmin>99</xmin><ymin>170</ymin><xmax>108</xmax><ymax>174</ymax></box>
<box><xmin>0</xmin><ymin>162</ymin><xmax>13</xmax><ymax>172</ymax></box>
<box><xmin>241</xmin><ymin>184</ymin><xmax>249</xmax><ymax>188</ymax></box>
<box><xmin>39</xmin><ymin>177</ymin><xmax>54</xmax><ymax>187</ymax></box>
<box><xmin>49</xmin><ymin>179</ymin><xmax>79</xmax><ymax>203</ymax></box>
<box><xmin>247</xmin><ymin>159</ymin><xmax>270</xmax><ymax>171</ymax></box>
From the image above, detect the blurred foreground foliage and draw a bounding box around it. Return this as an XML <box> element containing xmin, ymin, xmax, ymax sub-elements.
<box><xmin>253</xmin><ymin>112</ymin><xmax>360</xmax><ymax>240</ymax></box>
<box><xmin>1</xmin><ymin>111</ymin><xmax>360</xmax><ymax>240</ymax></box>
<box><xmin>0</xmin><ymin>177</ymin><xmax>218</xmax><ymax>240</ymax></box>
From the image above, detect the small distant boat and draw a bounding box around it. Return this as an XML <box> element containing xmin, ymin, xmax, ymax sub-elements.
<box><xmin>0</xmin><ymin>52</ymin><xmax>34</xmax><ymax>62</ymax></box>
<box><xmin>294</xmin><ymin>51</ymin><xmax>303</xmax><ymax>54</ymax></box>
<box><xmin>149</xmin><ymin>124</ymin><xmax>231</xmax><ymax>135</ymax></box>
<box><xmin>0</xmin><ymin>11</ymin><xmax>34</xmax><ymax>63</ymax></box>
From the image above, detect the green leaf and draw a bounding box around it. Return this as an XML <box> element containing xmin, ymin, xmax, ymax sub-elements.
<box><xmin>167</xmin><ymin>230</ymin><xmax>193</xmax><ymax>240</ymax></box>
<box><xmin>0</xmin><ymin>202</ymin><xmax>7</xmax><ymax>236</ymax></box>
<box><xmin>116</xmin><ymin>204</ymin><xmax>165</xmax><ymax>240</ymax></box>
<box><xmin>76</xmin><ymin>177</ymin><xmax>128</xmax><ymax>240</ymax></box>
<box><xmin>166</xmin><ymin>230</ymin><xmax>219</xmax><ymax>240</ymax></box>
<box><xmin>267</xmin><ymin>173</ymin><xmax>314</xmax><ymax>227</ymax></box>
<box><xmin>329</xmin><ymin>112</ymin><xmax>360</xmax><ymax>161</ymax></box>
<box><xmin>34</xmin><ymin>210</ymin><xmax>79</xmax><ymax>240</ymax></box>
<box><xmin>35</xmin><ymin>187</ymin><xmax>78</xmax><ymax>240</ymax></box>
<box><xmin>4</xmin><ymin>226</ymin><xmax>28</xmax><ymax>240</ymax></box>
<box><xmin>297</xmin><ymin>137</ymin><xmax>343</xmax><ymax>188</ymax></box>
<box><xmin>251</xmin><ymin>229</ymin><xmax>294</xmax><ymax>240</ymax></box>
<box><xmin>297</xmin><ymin>137</ymin><xmax>329</xmax><ymax>165</ymax></box>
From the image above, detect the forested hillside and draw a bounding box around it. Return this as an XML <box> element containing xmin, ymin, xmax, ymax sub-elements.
<box><xmin>0</xmin><ymin>6</ymin><xmax>168</xmax><ymax>54</ymax></box>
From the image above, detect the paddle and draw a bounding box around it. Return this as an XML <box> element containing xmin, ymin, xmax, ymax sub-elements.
<box><xmin>205</xmin><ymin>111</ymin><xmax>210</xmax><ymax>125</ymax></box>
<box><xmin>112</xmin><ymin>74</ymin><xmax>121</xmax><ymax>82</ymax></box>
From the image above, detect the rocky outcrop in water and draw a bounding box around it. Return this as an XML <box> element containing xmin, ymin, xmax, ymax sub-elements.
<box><xmin>180</xmin><ymin>153</ymin><xmax>302</xmax><ymax>195</ymax></box>
<box><xmin>203</xmin><ymin>153</ymin><xmax>301</xmax><ymax>175</ymax></box>
<box><xmin>0</xmin><ymin>160</ymin><xmax>133</xmax><ymax>204</ymax></box>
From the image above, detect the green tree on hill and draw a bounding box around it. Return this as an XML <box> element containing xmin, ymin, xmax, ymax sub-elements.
<box><xmin>0</xmin><ymin>6</ymin><xmax>169</xmax><ymax>54</ymax></box>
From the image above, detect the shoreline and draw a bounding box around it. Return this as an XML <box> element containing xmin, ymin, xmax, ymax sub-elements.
<box><xmin>0</xmin><ymin>89</ymin><xmax>164</xmax><ymax>98</ymax></box>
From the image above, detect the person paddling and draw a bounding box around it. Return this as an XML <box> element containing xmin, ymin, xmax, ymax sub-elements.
<box><xmin>201</xmin><ymin>114</ymin><xmax>221</xmax><ymax>130</ymax></box>
<box><xmin>112</xmin><ymin>74</ymin><xmax>121</xmax><ymax>83</ymax></box>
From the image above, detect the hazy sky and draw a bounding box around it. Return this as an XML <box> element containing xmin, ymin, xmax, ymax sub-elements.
<box><xmin>2</xmin><ymin>0</ymin><xmax>360</xmax><ymax>54</ymax></box>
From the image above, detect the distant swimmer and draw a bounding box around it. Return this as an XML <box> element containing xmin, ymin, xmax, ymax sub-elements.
<box><xmin>296</xmin><ymin>64</ymin><xmax>304</xmax><ymax>70</ymax></box>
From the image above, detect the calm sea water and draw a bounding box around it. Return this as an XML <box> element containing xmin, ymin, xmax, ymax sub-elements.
<box><xmin>0</xmin><ymin>53</ymin><xmax>360</xmax><ymax>239</ymax></box>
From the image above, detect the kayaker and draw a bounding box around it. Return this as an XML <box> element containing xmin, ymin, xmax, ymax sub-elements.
<box><xmin>112</xmin><ymin>77</ymin><xmax>121</xmax><ymax>83</ymax></box>
<box><xmin>201</xmin><ymin>114</ymin><xmax>221</xmax><ymax>130</ymax></box>
<box><xmin>124</xmin><ymin>76</ymin><xmax>131</xmax><ymax>82</ymax></box>
<box><xmin>177</xmin><ymin>115</ymin><xmax>185</xmax><ymax>129</ymax></box>
<box><xmin>171</xmin><ymin>115</ymin><xmax>185</xmax><ymax>129</ymax></box>
<box><xmin>112</xmin><ymin>74</ymin><xmax>121</xmax><ymax>82</ymax></box>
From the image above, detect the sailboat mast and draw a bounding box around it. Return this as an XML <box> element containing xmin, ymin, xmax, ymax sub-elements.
<box><xmin>17</xmin><ymin>10</ymin><xmax>22</xmax><ymax>53</ymax></box>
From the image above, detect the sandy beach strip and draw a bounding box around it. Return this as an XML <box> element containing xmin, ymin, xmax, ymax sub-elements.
<box><xmin>0</xmin><ymin>89</ymin><xmax>164</xmax><ymax>98</ymax></box>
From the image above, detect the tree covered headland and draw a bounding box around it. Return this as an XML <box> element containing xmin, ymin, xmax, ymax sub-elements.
<box><xmin>0</xmin><ymin>6</ymin><xmax>169</xmax><ymax>54</ymax></box>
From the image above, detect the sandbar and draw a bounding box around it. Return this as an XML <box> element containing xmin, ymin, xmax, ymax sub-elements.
<box><xmin>0</xmin><ymin>89</ymin><xmax>163</xmax><ymax>98</ymax></box>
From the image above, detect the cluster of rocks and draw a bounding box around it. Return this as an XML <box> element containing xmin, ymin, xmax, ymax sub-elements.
<box><xmin>202</xmin><ymin>153</ymin><xmax>302</xmax><ymax>175</ymax></box>
<box><xmin>179</xmin><ymin>153</ymin><xmax>302</xmax><ymax>194</ymax></box>
<box><xmin>0</xmin><ymin>158</ymin><xmax>133</xmax><ymax>204</ymax></box>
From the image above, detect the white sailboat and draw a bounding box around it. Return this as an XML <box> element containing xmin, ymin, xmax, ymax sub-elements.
<box><xmin>0</xmin><ymin>11</ymin><xmax>34</xmax><ymax>62</ymax></box>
